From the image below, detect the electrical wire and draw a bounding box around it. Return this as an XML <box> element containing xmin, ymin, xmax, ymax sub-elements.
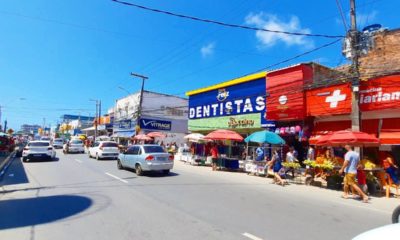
<box><xmin>335</xmin><ymin>0</ymin><xmax>349</xmax><ymax>32</ymax></box>
<box><xmin>111</xmin><ymin>0</ymin><xmax>344</xmax><ymax>39</ymax></box>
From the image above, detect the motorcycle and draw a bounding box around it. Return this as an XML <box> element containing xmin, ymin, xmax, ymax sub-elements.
<box><xmin>393</xmin><ymin>205</ymin><xmax>400</xmax><ymax>223</ymax></box>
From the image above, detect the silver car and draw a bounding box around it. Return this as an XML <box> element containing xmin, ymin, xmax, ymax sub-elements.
<box><xmin>117</xmin><ymin>144</ymin><xmax>173</xmax><ymax>176</ymax></box>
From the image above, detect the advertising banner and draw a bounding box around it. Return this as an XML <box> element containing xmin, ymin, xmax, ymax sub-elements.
<box><xmin>266</xmin><ymin>65</ymin><xmax>311</xmax><ymax>120</ymax></box>
<box><xmin>306</xmin><ymin>83</ymin><xmax>352</xmax><ymax>116</ymax></box>
<box><xmin>188</xmin><ymin>78</ymin><xmax>266</xmax><ymax>120</ymax></box>
<box><xmin>140</xmin><ymin>118</ymin><xmax>172</xmax><ymax>131</ymax></box>
<box><xmin>188</xmin><ymin>113</ymin><xmax>261</xmax><ymax>131</ymax></box>
<box><xmin>360</xmin><ymin>74</ymin><xmax>400</xmax><ymax>111</ymax></box>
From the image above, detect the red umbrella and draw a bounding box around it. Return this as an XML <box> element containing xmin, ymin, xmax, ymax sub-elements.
<box><xmin>133</xmin><ymin>134</ymin><xmax>152</xmax><ymax>141</ymax></box>
<box><xmin>147</xmin><ymin>132</ymin><xmax>166</xmax><ymax>138</ymax></box>
<box><xmin>315</xmin><ymin>130</ymin><xmax>379</xmax><ymax>147</ymax></box>
<box><xmin>204</xmin><ymin>129</ymin><xmax>243</xmax><ymax>142</ymax></box>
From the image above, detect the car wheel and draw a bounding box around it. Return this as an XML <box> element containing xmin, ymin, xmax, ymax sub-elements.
<box><xmin>117</xmin><ymin>159</ymin><xmax>124</xmax><ymax>170</ymax></box>
<box><xmin>162</xmin><ymin>169</ymin><xmax>170</xmax><ymax>175</ymax></box>
<box><xmin>392</xmin><ymin>205</ymin><xmax>400</xmax><ymax>223</ymax></box>
<box><xmin>135</xmin><ymin>164</ymin><xmax>143</xmax><ymax>176</ymax></box>
<box><xmin>22</xmin><ymin>157</ymin><xmax>27</xmax><ymax>162</ymax></box>
<box><xmin>96</xmin><ymin>154</ymin><xmax>100</xmax><ymax>161</ymax></box>
<box><xmin>88</xmin><ymin>152</ymin><xmax>92</xmax><ymax>158</ymax></box>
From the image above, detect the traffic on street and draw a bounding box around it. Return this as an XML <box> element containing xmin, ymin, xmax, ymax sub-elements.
<box><xmin>1</xmin><ymin>0</ymin><xmax>400</xmax><ymax>239</ymax></box>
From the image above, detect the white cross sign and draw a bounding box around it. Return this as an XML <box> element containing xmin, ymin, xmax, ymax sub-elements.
<box><xmin>325</xmin><ymin>90</ymin><xmax>346</xmax><ymax>108</ymax></box>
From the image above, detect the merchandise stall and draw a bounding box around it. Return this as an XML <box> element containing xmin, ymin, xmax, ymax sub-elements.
<box><xmin>204</xmin><ymin>129</ymin><xmax>244</xmax><ymax>171</ymax></box>
<box><xmin>244</xmin><ymin>130</ymin><xmax>285</xmax><ymax>176</ymax></box>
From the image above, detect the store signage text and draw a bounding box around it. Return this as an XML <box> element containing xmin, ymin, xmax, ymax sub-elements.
<box><xmin>189</xmin><ymin>96</ymin><xmax>265</xmax><ymax>119</ymax></box>
<box><xmin>359</xmin><ymin>87</ymin><xmax>400</xmax><ymax>104</ymax></box>
<box><xmin>228</xmin><ymin>117</ymin><xmax>255</xmax><ymax>128</ymax></box>
<box><xmin>140</xmin><ymin>118</ymin><xmax>172</xmax><ymax>131</ymax></box>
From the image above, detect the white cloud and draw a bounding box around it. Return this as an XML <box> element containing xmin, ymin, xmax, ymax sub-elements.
<box><xmin>245</xmin><ymin>12</ymin><xmax>314</xmax><ymax>49</ymax></box>
<box><xmin>200</xmin><ymin>42</ymin><xmax>216</xmax><ymax>58</ymax></box>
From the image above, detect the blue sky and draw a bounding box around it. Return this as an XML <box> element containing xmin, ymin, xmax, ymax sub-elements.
<box><xmin>1</xmin><ymin>0</ymin><xmax>399</xmax><ymax>130</ymax></box>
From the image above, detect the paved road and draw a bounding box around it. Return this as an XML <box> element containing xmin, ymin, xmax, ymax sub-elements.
<box><xmin>0</xmin><ymin>150</ymin><xmax>397</xmax><ymax>240</ymax></box>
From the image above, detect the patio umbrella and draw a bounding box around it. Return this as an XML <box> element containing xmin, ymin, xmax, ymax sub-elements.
<box><xmin>184</xmin><ymin>133</ymin><xmax>205</xmax><ymax>141</ymax></box>
<box><xmin>204</xmin><ymin>129</ymin><xmax>243</xmax><ymax>142</ymax></box>
<box><xmin>133</xmin><ymin>134</ymin><xmax>152</xmax><ymax>141</ymax></box>
<box><xmin>244</xmin><ymin>130</ymin><xmax>285</xmax><ymax>145</ymax></box>
<box><xmin>147</xmin><ymin>132</ymin><xmax>166</xmax><ymax>138</ymax></box>
<box><xmin>315</xmin><ymin>130</ymin><xmax>379</xmax><ymax>147</ymax></box>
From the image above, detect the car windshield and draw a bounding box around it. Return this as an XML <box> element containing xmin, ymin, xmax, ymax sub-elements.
<box><xmin>143</xmin><ymin>146</ymin><xmax>165</xmax><ymax>153</ymax></box>
<box><xmin>29</xmin><ymin>142</ymin><xmax>50</xmax><ymax>147</ymax></box>
<box><xmin>71</xmin><ymin>140</ymin><xmax>83</xmax><ymax>144</ymax></box>
<box><xmin>101</xmin><ymin>142</ymin><xmax>118</xmax><ymax>147</ymax></box>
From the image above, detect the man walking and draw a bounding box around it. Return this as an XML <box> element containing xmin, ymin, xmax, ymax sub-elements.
<box><xmin>339</xmin><ymin>145</ymin><xmax>368</xmax><ymax>203</ymax></box>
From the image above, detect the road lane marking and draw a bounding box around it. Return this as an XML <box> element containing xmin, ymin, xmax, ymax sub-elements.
<box><xmin>74</xmin><ymin>159</ymin><xmax>83</xmax><ymax>163</ymax></box>
<box><xmin>105</xmin><ymin>172</ymin><xmax>128</xmax><ymax>183</ymax></box>
<box><xmin>242</xmin><ymin>232</ymin><xmax>263</xmax><ymax>240</ymax></box>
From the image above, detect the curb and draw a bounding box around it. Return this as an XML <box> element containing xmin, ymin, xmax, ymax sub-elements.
<box><xmin>0</xmin><ymin>151</ymin><xmax>16</xmax><ymax>179</ymax></box>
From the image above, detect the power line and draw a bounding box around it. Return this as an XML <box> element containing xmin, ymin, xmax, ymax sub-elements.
<box><xmin>335</xmin><ymin>0</ymin><xmax>349</xmax><ymax>32</ymax></box>
<box><xmin>111</xmin><ymin>0</ymin><xmax>344</xmax><ymax>39</ymax></box>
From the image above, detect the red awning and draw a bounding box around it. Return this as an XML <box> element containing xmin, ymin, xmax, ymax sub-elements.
<box><xmin>380</xmin><ymin>130</ymin><xmax>400</xmax><ymax>145</ymax></box>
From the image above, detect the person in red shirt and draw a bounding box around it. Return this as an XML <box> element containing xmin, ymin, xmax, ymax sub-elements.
<box><xmin>210</xmin><ymin>143</ymin><xmax>219</xmax><ymax>171</ymax></box>
<box><xmin>357</xmin><ymin>163</ymin><xmax>368</xmax><ymax>194</ymax></box>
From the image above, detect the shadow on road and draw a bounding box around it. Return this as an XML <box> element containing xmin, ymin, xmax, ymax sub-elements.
<box><xmin>0</xmin><ymin>195</ymin><xmax>92</xmax><ymax>230</ymax></box>
<box><xmin>0</xmin><ymin>157</ymin><xmax>29</xmax><ymax>186</ymax></box>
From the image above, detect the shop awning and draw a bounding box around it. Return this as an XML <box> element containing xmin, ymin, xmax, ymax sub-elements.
<box><xmin>112</xmin><ymin>130</ymin><xmax>135</xmax><ymax>138</ymax></box>
<box><xmin>380</xmin><ymin>130</ymin><xmax>400</xmax><ymax>145</ymax></box>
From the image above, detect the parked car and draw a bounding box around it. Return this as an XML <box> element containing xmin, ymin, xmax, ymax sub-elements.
<box><xmin>88</xmin><ymin>141</ymin><xmax>119</xmax><ymax>160</ymax></box>
<box><xmin>117</xmin><ymin>144</ymin><xmax>174</xmax><ymax>176</ymax></box>
<box><xmin>22</xmin><ymin>141</ymin><xmax>56</xmax><ymax>162</ymax></box>
<box><xmin>63</xmin><ymin>139</ymin><xmax>85</xmax><ymax>154</ymax></box>
<box><xmin>174</xmin><ymin>146</ymin><xmax>191</xmax><ymax>162</ymax></box>
<box><xmin>53</xmin><ymin>138</ymin><xmax>64</xmax><ymax>149</ymax></box>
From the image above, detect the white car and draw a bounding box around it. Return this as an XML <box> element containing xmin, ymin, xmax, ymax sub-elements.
<box><xmin>22</xmin><ymin>141</ymin><xmax>56</xmax><ymax>162</ymax></box>
<box><xmin>63</xmin><ymin>139</ymin><xmax>85</xmax><ymax>154</ymax></box>
<box><xmin>88</xmin><ymin>141</ymin><xmax>119</xmax><ymax>160</ymax></box>
<box><xmin>53</xmin><ymin>138</ymin><xmax>64</xmax><ymax>149</ymax></box>
<box><xmin>353</xmin><ymin>224</ymin><xmax>400</xmax><ymax>239</ymax></box>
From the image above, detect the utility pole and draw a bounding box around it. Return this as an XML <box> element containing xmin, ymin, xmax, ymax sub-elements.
<box><xmin>349</xmin><ymin>0</ymin><xmax>361</xmax><ymax>132</ymax></box>
<box><xmin>130</xmin><ymin>72</ymin><xmax>148</xmax><ymax>135</ymax></box>
<box><xmin>90</xmin><ymin>99</ymin><xmax>100</xmax><ymax>142</ymax></box>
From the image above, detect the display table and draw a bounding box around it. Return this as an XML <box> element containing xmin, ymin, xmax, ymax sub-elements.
<box><xmin>217</xmin><ymin>157</ymin><xmax>239</xmax><ymax>170</ymax></box>
<box><xmin>244</xmin><ymin>160</ymin><xmax>268</xmax><ymax>175</ymax></box>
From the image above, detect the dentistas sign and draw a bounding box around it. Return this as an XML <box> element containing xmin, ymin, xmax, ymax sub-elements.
<box><xmin>188</xmin><ymin>78</ymin><xmax>266</xmax><ymax>120</ymax></box>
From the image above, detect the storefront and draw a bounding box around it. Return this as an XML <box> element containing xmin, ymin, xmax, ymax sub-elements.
<box><xmin>305</xmin><ymin>74</ymin><xmax>400</xmax><ymax>191</ymax></box>
<box><xmin>186</xmin><ymin>71</ymin><xmax>274</xmax><ymax>163</ymax></box>
<box><xmin>265</xmin><ymin>63</ymin><xmax>337</xmax><ymax>161</ymax></box>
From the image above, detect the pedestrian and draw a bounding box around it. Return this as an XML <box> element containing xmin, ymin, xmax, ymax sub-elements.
<box><xmin>255</xmin><ymin>143</ymin><xmax>265</xmax><ymax>161</ymax></box>
<box><xmin>382</xmin><ymin>152</ymin><xmax>399</xmax><ymax>185</ymax></box>
<box><xmin>268</xmin><ymin>148</ymin><xmax>286</xmax><ymax>186</ymax></box>
<box><xmin>357</xmin><ymin>163</ymin><xmax>368</xmax><ymax>194</ymax></box>
<box><xmin>285</xmin><ymin>147</ymin><xmax>298</xmax><ymax>178</ymax></box>
<box><xmin>339</xmin><ymin>145</ymin><xmax>368</xmax><ymax>203</ymax></box>
<box><xmin>307</xmin><ymin>145</ymin><xmax>315</xmax><ymax>160</ymax></box>
<box><xmin>210</xmin><ymin>143</ymin><xmax>219</xmax><ymax>171</ymax></box>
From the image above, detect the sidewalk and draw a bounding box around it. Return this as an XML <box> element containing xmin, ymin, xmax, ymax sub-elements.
<box><xmin>0</xmin><ymin>152</ymin><xmax>14</xmax><ymax>177</ymax></box>
<box><xmin>174</xmin><ymin>160</ymin><xmax>400</xmax><ymax>214</ymax></box>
